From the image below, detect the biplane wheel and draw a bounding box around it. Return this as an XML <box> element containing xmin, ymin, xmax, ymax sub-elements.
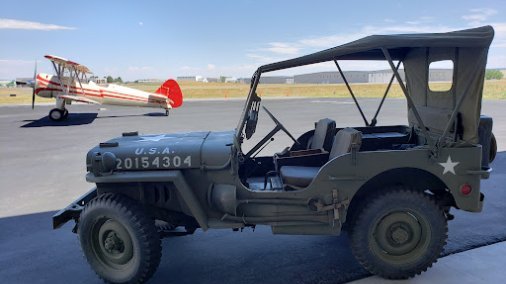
<box><xmin>49</xmin><ymin>108</ymin><xmax>65</xmax><ymax>121</ymax></box>
<box><xmin>165</xmin><ymin>109</ymin><xmax>170</xmax><ymax>116</ymax></box>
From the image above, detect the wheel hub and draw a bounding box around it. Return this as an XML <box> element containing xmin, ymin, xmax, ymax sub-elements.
<box><xmin>391</xmin><ymin>225</ymin><xmax>410</xmax><ymax>245</ymax></box>
<box><xmin>92</xmin><ymin>219</ymin><xmax>134</xmax><ymax>267</ymax></box>
<box><xmin>374</xmin><ymin>211</ymin><xmax>424</xmax><ymax>257</ymax></box>
<box><xmin>103</xmin><ymin>231</ymin><xmax>125</xmax><ymax>254</ymax></box>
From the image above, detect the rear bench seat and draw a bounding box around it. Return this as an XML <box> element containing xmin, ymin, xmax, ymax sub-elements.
<box><xmin>280</xmin><ymin>128</ymin><xmax>362</xmax><ymax>188</ymax></box>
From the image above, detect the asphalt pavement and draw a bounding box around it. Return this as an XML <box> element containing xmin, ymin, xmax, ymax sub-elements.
<box><xmin>1</xmin><ymin>98</ymin><xmax>505</xmax><ymax>283</ymax></box>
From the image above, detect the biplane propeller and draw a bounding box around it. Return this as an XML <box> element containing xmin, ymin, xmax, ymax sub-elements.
<box><xmin>32</xmin><ymin>55</ymin><xmax>183</xmax><ymax>121</ymax></box>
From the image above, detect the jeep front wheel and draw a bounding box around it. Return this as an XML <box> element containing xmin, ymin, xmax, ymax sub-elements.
<box><xmin>78</xmin><ymin>193</ymin><xmax>161</xmax><ymax>284</ymax></box>
<box><xmin>350</xmin><ymin>188</ymin><xmax>447</xmax><ymax>279</ymax></box>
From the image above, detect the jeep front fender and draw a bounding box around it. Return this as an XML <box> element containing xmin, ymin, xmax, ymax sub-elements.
<box><xmin>86</xmin><ymin>170</ymin><xmax>209</xmax><ymax>230</ymax></box>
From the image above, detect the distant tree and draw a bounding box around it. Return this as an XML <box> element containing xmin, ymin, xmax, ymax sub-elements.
<box><xmin>115</xmin><ymin>77</ymin><xmax>123</xmax><ymax>83</ymax></box>
<box><xmin>106</xmin><ymin>76</ymin><xmax>114</xmax><ymax>83</ymax></box>
<box><xmin>485</xmin><ymin>70</ymin><xmax>504</xmax><ymax>80</ymax></box>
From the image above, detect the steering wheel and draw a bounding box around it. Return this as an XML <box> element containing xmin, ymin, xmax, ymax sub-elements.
<box><xmin>262</xmin><ymin>106</ymin><xmax>299</xmax><ymax>145</ymax></box>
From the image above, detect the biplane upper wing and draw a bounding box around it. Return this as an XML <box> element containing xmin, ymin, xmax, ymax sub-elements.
<box><xmin>44</xmin><ymin>55</ymin><xmax>92</xmax><ymax>74</ymax></box>
<box><xmin>59</xmin><ymin>94</ymin><xmax>100</xmax><ymax>105</ymax></box>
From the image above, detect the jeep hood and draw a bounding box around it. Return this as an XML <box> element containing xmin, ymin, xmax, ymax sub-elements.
<box><xmin>86</xmin><ymin>131</ymin><xmax>234</xmax><ymax>174</ymax></box>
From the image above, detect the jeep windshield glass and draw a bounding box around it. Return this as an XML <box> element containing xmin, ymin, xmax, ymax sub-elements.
<box><xmin>237</xmin><ymin>25</ymin><xmax>494</xmax><ymax>150</ymax></box>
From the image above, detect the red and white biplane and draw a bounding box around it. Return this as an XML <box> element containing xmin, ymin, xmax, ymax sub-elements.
<box><xmin>33</xmin><ymin>55</ymin><xmax>183</xmax><ymax>121</ymax></box>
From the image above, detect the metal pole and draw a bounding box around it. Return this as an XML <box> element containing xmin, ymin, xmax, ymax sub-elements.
<box><xmin>334</xmin><ymin>60</ymin><xmax>369</xmax><ymax>126</ymax></box>
<box><xmin>381</xmin><ymin>48</ymin><xmax>435</xmax><ymax>151</ymax></box>
<box><xmin>371</xmin><ymin>60</ymin><xmax>402</xmax><ymax>126</ymax></box>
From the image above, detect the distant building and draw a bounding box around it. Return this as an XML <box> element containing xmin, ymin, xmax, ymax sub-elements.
<box><xmin>239</xmin><ymin>76</ymin><xmax>294</xmax><ymax>84</ymax></box>
<box><xmin>294</xmin><ymin>71</ymin><xmax>368</xmax><ymax>84</ymax></box>
<box><xmin>225</xmin><ymin>77</ymin><xmax>238</xmax><ymax>83</ymax></box>
<box><xmin>178</xmin><ymin>69</ymin><xmax>455</xmax><ymax>85</ymax></box>
<box><xmin>89</xmin><ymin>76</ymin><xmax>107</xmax><ymax>84</ymax></box>
<box><xmin>428</xmin><ymin>69</ymin><xmax>453</xmax><ymax>82</ymax></box>
<box><xmin>177</xmin><ymin>76</ymin><xmax>197</xmax><ymax>82</ymax></box>
<box><xmin>368</xmin><ymin>70</ymin><xmax>406</xmax><ymax>84</ymax></box>
<box><xmin>0</xmin><ymin>80</ymin><xmax>16</xmax><ymax>88</ymax></box>
<box><xmin>136</xmin><ymin>78</ymin><xmax>163</xmax><ymax>83</ymax></box>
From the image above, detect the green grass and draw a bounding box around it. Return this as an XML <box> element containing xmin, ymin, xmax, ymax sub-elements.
<box><xmin>1</xmin><ymin>79</ymin><xmax>505</xmax><ymax>105</ymax></box>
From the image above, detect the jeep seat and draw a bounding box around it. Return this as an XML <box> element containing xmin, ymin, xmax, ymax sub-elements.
<box><xmin>308</xmin><ymin>118</ymin><xmax>336</xmax><ymax>150</ymax></box>
<box><xmin>280</xmin><ymin>128</ymin><xmax>362</xmax><ymax>188</ymax></box>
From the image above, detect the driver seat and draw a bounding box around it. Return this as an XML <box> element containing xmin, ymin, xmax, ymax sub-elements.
<box><xmin>308</xmin><ymin>118</ymin><xmax>336</xmax><ymax>151</ymax></box>
<box><xmin>280</xmin><ymin>128</ymin><xmax>362</xmax><ymax>188</ymax></box>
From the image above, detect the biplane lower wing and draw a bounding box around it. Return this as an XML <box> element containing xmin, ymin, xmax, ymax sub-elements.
<box><xmin>59</xmin><ymin>94</ymin><xmax>100</xmax><ymax>105</ymax></box>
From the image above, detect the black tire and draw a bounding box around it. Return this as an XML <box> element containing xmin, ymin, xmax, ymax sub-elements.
<box><xmin>490</xmin><ymin>133</ymin><xmax>497</xmax><ymax>163</ymax></box>
<box><xmin>78</xmin><ymin>193</ymin><xmax>161</xmax><ymax>284</ymax></box>
<box><xmin>349</xmin><ymin>188</ymin><xmax>447</xmax><ymax>279</ymax></box>
<box><xmin>49</xmin><ymin>108</ymin><xmax>64</xmax><ymax>121</ymax></box>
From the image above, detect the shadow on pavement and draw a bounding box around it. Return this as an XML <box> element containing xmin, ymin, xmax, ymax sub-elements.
<box><xmin>21</xmin><ymin>113</ymin><xmax>98</xmax><ymax>127</ymax></box>
<box><xmin>20</xmin><ymin>111</ymin><xmax>167</xmax><ymax>127</ymax></box>
<box><xmin>96</xmin><ymin>112</ymin><xmax>167</xmax><ymax>118</ymax></box>
<box><xmin>1</xmin><ymin>152</ymin><xmax>505</xmax><ymax>284</ymax></box>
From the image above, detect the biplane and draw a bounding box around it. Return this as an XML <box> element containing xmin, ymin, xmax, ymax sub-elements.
<box><xmin>32</xmin><ymin>55</ymin><xmax>183</xmax><ymax>121</ymax></box>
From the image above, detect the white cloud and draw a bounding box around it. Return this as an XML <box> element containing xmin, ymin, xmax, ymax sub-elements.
<box><xmin>262</xmin><ymin>42</ymin><xmax>300</xmax><ymax>55</ymax></box>
<box><xmin>462</xmin><ymin>8</ymin><xmax>497</xmax><ymax>25</ymax></box>
<box><xmin>127</xmin><ymin>66</ymin><xmax>152</xmax><ymax>72</ymax></box>
<box><xmin>246</xmin><ymin>53</ymin><xmax>277</xmax><ymax>63</ymax></box>
<box><xmin>0</xmin><ymin>18</ymin><xmax>75</xmax><ymax>31</ymax></box>
<box><xmin>487</xmin><ymin>23</ymin><xmax>506</xmax><ymax>49</ymax></box>
<box><xmin>299</xmin><ymin>34</ymin><xmax>357</xmax><ymax>48</ymax></box>
<box><xmin>138</xmin><ymin>21</ymin><xmax>144</xmax><ymax>26</ymax></box>
<box><xmin>177</xmin><ymin>63</ymin><xmax>257</xmax><ymax>78</ymax></box>
<box><xmin>180</xmin><ymin>65</ymin><xmax>198</xmax><ymax>71</ymax></box>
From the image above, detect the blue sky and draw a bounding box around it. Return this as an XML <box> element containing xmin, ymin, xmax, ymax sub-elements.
<box><xmin>1</xmin><ymin>0</ymin><xmax>505</xmax><ymax>81</ymax></box>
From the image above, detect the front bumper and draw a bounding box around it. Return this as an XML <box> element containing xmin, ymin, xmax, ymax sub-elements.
<box><xmin>52</xmin><ymin>188</ymin><xmax>97</xmax><ymax>229</ymax></box>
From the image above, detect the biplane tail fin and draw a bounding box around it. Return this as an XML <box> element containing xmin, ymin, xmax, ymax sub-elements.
<box><xmin>155</xmin><ymin>79</ymin><xmax>183</xmax><ymax>108</ymax></box>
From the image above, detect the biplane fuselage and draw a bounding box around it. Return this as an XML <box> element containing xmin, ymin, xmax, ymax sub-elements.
<box><xmin>35</xmin><ymin>73</ymin><xmax>171</xmax><ymax>109</ymax></box>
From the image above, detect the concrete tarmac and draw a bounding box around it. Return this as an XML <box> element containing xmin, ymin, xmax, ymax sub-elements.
<box><xmin>1</xmin><ymin>98</ymin><xmax>505</xmax><ymax>283</ymax></box>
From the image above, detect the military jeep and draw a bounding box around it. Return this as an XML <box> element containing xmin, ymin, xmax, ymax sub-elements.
<box><xmin>54</xmin><ymin>26</ymin><xmax>496</xmax><ymax>283</ymax></box>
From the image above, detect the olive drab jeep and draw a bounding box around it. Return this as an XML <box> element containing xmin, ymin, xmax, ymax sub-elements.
<box><xmin>54</xmin><ymin>26</ymin><xmax>496</xmax><ymax>283</ymax></box>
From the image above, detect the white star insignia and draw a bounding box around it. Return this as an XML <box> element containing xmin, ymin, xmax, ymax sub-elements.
<box><xmin>135</xmin><ymin>135</ymin><xmax>174</xmax><ymax>142</ymax></box>
<box><xmin>438</xmin><ymin>155</ymin><xmax>459</xmax><ymax>175</ymax></box>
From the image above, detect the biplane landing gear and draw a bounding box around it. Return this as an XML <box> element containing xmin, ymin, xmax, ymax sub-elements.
<box><xmin>49</xmin><ymin>108</ymin><xmax>68</xmax><ymax>121</ymax></box>
<box><xmin>165</xmin><ymin>109</ymin><xmax>170</xmax><ymax>117</ymax></box>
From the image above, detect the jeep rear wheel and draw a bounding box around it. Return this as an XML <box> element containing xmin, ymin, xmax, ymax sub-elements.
<box><xmin>350</xmin><ymin>188</ymin><xmax>447</xmax><ymax>279</ymax></box>
<box><xmin>78</xmin><ymin>193</ymin><xmax>161</xmax><ymax>284</ymax></box>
